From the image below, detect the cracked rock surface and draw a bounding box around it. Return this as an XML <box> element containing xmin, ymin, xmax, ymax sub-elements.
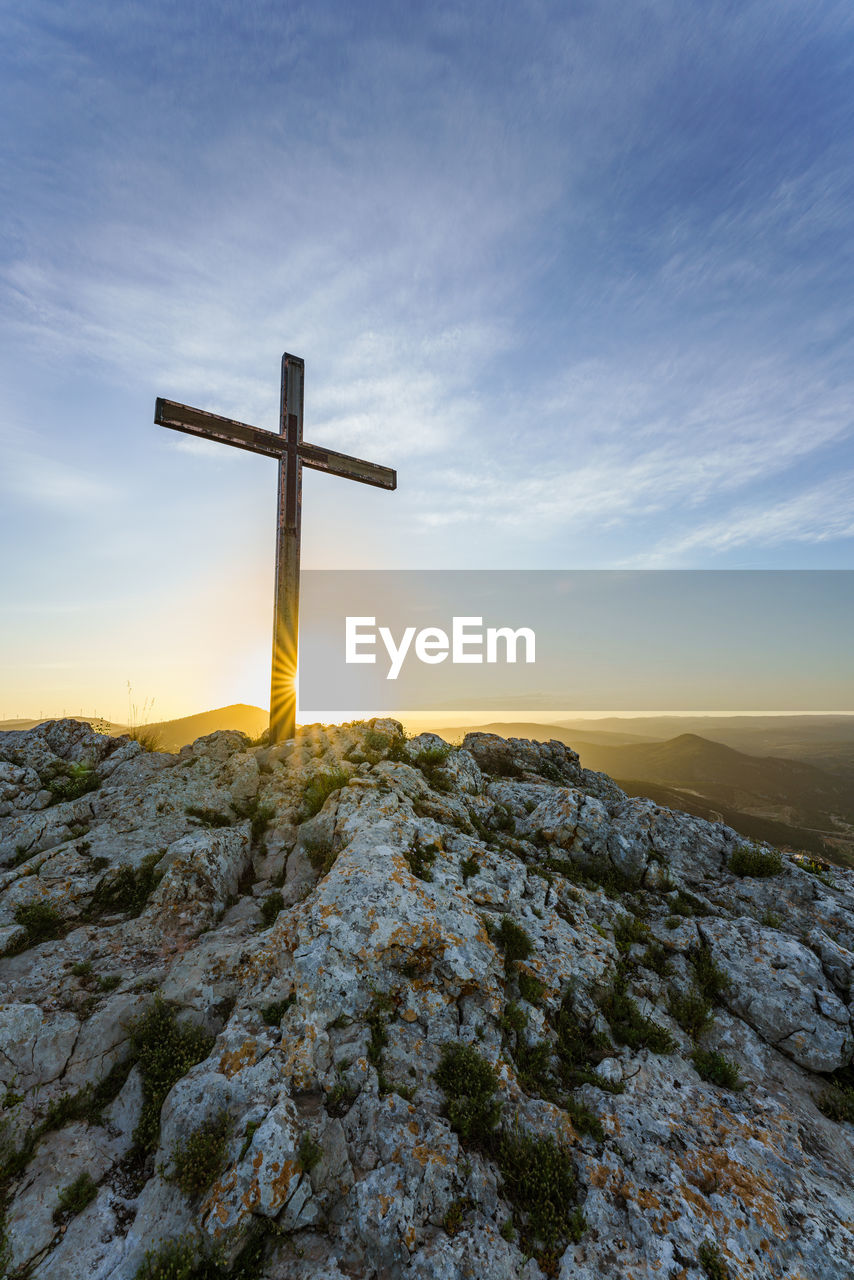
<box><xmin>0</xmin><ymin>719</ymin><xmax>853</xmax><ymax>1279</ymax></box>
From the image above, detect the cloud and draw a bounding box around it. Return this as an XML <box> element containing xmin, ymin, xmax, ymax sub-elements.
<box><xmin>641</xmin><ymin>473</ymin><xmax>854</xmax><ymax>563</ymax></box>
<box><xmin>410</xmin><ymin>348</ymin><xmax>854</xmax><ymax>552</ymax></box>
<box><xmin>3</xmin><ymin>0</ymin><xmax>854</xmax><ymax>574</ymax></box>
<box><xmin>0</xmin><ymin>420</ymin><xmax>116</xmax><ymax>508</ymax></box>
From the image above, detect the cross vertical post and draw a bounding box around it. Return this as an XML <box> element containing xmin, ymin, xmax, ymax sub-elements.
<box><xmin>271</xmin><ymin>353</ymin><xmax>303</xmax><ymax>744</ymax></box>
<box><xmin>154</xmin><ymin>352</ymin><xmax>396</xmax><ymax>745</ymax></box>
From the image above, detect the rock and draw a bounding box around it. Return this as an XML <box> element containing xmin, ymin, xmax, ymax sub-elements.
<box><xmin>518</xmin><ymin>787</ymin><xmax>610</xmax><ymax>868</ymax></box>
<box><xmin>147</xmin><ymin>825</ymin><xmax>252</xmax><ymax>934</ymax></box>
<box><xmin>594</xmin><ymin>1056</ymin><xmax>623</xmax><ymax>1085</ymax></box>
<box><xmin>0</xmin><ymin>718</ymin><xmax>852</xmax><ymax>1280</ymax></box>
<box><xmin>0</xmin><ymin>1003</ymin><xmax>79</xmax><ymax>1097</ymax></box>
<box><xmin>700</xmin><ymin>916</ymin><xmax>854</xmax><ymax>1071</ymax></box>
<box><xmin>463</xmin><ymin>732</ymin><xmax>580</xmax><ymax>784</ymax></box>
<box><xmin>5</xmin><ymin>1121</ymin><xmax>124</xmax><ymax>1275</ymax></box>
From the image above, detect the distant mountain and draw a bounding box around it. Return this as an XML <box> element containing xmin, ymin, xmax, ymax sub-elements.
<box><xmin>431</xmin><ymin>721</ymin><xmax>658</xmax><ymax>748</ymax></box>
<box><xmin>142</xmin><ymin>704</ymin><xmax>269</xmax><ymax>752</ymax></box>
<box><xmin>574</xmin><ymin>732</ymin><xmax>854</xmax><ymax>824</ymax></box>
<box><xmin>555</xmin><ymin>714</ymin><xmax>854</xmax><ymax>774</ymax></box>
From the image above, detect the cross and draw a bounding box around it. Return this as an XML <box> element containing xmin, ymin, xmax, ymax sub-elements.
<box><xmin>155</xmin><ymin>353</ymin><xmax>397</xmax><ymax>743</ymax></box>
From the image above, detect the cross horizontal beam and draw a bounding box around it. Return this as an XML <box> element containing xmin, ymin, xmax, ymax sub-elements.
<box><xmin>155</xmin><ymin>397</ymin><xmax>396</xmax><ymax>490</ymax></box>
<box><xmin>298</xmin><ymin>441</ymin><xmax>396</xmax><ymax>490</ymax></box>
<box><xmin>155</xmin><ymin>398</ymin><xmax>283</xmax><ymax>458</ymax></box>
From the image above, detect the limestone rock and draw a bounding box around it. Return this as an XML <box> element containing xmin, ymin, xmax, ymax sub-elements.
<box><xmin>0</xmin><ymin>718</ymin><xmax>851</xmax><ymax>1280</ymax></box>
<box><xmin>700</xmin><ymin>916</ymin><xmax>854</xmax><ymax>1071</ymax></box>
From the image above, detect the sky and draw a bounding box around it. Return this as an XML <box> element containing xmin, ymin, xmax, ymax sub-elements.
<box><xmin>2</xmin><ymin>0</ymin><xmax>854</xmax><ymax>720</ymax></box>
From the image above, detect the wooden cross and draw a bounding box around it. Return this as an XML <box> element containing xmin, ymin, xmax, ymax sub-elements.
<box><xmin>155</xmin><ymin>353</ymin><xmax>397</xmax><ymax>743</ymax></box>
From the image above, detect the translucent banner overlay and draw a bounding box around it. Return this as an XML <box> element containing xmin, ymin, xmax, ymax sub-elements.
<box><xmin>298</xmin><ymin>570</ymin><xmax>854</xmax><ymax>714</ymax></box>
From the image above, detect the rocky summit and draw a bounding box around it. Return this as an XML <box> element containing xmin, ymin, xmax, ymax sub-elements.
<box><xmin>1</xmin><ymin>720</ymin><xmax>853</xmax><ymax>1280</ymax></box>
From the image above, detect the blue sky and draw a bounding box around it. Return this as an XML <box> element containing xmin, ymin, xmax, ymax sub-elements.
<box><xmin>3</xmin><ymin>0</ymin><xmax>854</xmax><ymax>718</ymax></box>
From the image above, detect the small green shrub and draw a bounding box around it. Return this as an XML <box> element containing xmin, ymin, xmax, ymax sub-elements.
<box><xmin>443</xmin><ymin>1196</ymin><xmax>471</xmax><ymax>1236</ymax></box>
<box><xmin>238</xmin><ymin>1119</ymin><xmax>260</xmax><ymax>1160</ymax></box>
<box><xmin>133</xmin><ymin>1237</ymin><xmax>213</xmax><ymax>1280</ymax></box>
<box><xmin>698</xmin><ymin>1240</ymin><xmax>730</xmax><ymax>1279</ymax></box>
<box><xmin>434</xmin><ymin>1042</ymin><xmax>502</xmax><ymax>1143</ymax></box>
<box><xmin>44</xmin><ymin>761</ymin><xmax>100</xmax><ymax>805</ymax></box>
<box><xmin>553</xmin><ymin>991</ymin><xmax>615</xmax><ymax>1091</ymax></box>
<box><xmin>54</xmin><ymin>1170</ymin><xmax>97</xmax><ymax>1219</ymax></box>
<box><xmin>133</xmin><ymin>1231</ymin><xmax>265</xmax><ymax>1280</ymax></box>
<box><xmin>326</xmin><ymin>1079</ymin><xmax>359</xmax><ymax>1117</ymax></box>
<box><xmin>817</xmin><ymin>1065</ymin><xmax>854</xmax><ymax>1123</ymax></box>
<box><xmin>614</xmin><ymin>915</ymin><xmax>649</xmax><ymax>953</ymax></box>
<box><xmin>537</xmin><ymin>759</ymin><xmax>565</xmax><ymax>784</ymax></box>
<box><xmin>668</xmin><ymin>989</ymin><xmax>714</xmax><ymax>1039</ymax></box>
<box><xmin>491</xmin><ymin>802</ymin><xmax>516</xmax><ymax>833</ymax></box>
<box><xmin>499</xmin><ymin>1001</ymin><xmax>528</xmax><ymax>1035</ymax></box>
<box><xmin>229</xmin><ymin>797</ymin><xmax>275</xmax><ymax>848</ymax></box>
<box><xmin>518</xmin><ymin>970</ymin><xmax>546</xmax><ymax>1004</ymax></box>
<box><xmin>728</xmin><ymin>843</ymin><xmax>783</xmax><ymax>878</ymax></box>
<box><xmin>640</xmin><ymin>942</ymin><xmax>673</xmax><ymax>977</ymax></box>
<box><xmin>129</xmin><ymin>725</ymin><xmax>163</xmax><ymax>753</ymax></box>
<box><xmin>760</xmin><ymin>909</ymin><xmax>782</xmax><ymax>928</ymax></box>
<box><xmin>99</xmin><ymin>974</ymin><xmax>121</xmax><ymax>992</ymax></box>
<box><xmin>500</xmin><ymin>1217</ymin><xmax>515</xmax><ymax>1241</ymax></box>
<box><xmin>539</xmin><ymin>855</ymin><xmax>640</xmax><ymax>899</ymax></box>
<box><xmin>366</xmin><ymin>993</ymin><xmax>392</xmax><ymax>1094</ymax></box>
<box><xmin>362</xmin><ymin>728</ymin><xmax>394</xmax><ymax>759</ymax></box>
<box><xmin>412</xmin><ymin>743</ymin><xmax>454</xmax><ymax>791</ymax></box>
<box><xmin>818</xmin><ymin>1083</ymin><xmax>854</xmax><ymax>1123</ymax></box>
<box><xmin>495</xmin><ymin>917</ymin><xmax>533</xmax><ymax>972</ymax></box>
<box><xmin>690</xmin><ymin>947</ymin><xmax>731</xmax><ymax>1004</ymax></box>
<box><xmin>184</xmin><ymin>806</ymin><xmax>232</xmax><ymax>828</ymax></box>
<box><xmin>72</xmin><ymin>960</ymin><xmax>93</xmax><ymax>977</ymax></box>
<box><xmin>493</xmin><ymin>1127</ymin><xmax>585</xmax><ymax>1254</ymax></box>
<box><xmin>691</xmin><ymin>1049</ymin><xmax>743</xmax><ymax>1091</ymax></box>
<box><xmin>564</xmin><ymin>1095</ymin><xmax>604</xmax><ymax>1142</ymax></box>
<box><xmin>301</xmin><ymin>768</ymin><xmax>349</xmax><ymax>819</ymax></box>
<box><xmin>261</xmin><ymin>994</ymin><xmax>294</xmax><ymax>1026</ymax></box>
<box><xmin>460</xmin><ymin>854</ymin><xmax>479</xmax><ymax>881</ymax></box>
<box><xmin>170</xmin><ymin>1112</ymin><xmax>231</xmax><ymax>1199</ymax></box>
<box><xmin>385</xmin><ymin>730</ymin><xmax>411</xmax><ymax>762</ymax></box>
<box><xmin>298</xmin><ymin>1132</ymin><xmax>322</xmax><ymax>1173</ymax></box>
<box><xmin>404</xmin><ymin>838</ymin><xmax>439</xmax><ymax>882</ymax></box>
<box><xmin>259</xmin><ymin>891</ymin><xmax>284</xmax><ymax>928</ymax></box>
<box><xmin>129</xmin><ymin>997</ymin><xmax>214</xmax><ymax>1154</ymax></box>
<box><xmin>512</xmin><ymin>1038</ymin><xmax>554</xmax><ymax>1095</ymax></box>
<box><xmin>598</xmin><ymin>966</ymin><xmax>675</xmax><ymax>1054</ymax></box>
<box><xmin>86</xmin><ymin>852</ymin><xmax>164</xmax><ymax>918</ymax></box>
<box><xmin>303</xmin><ymin>831</ymin><xmax>336</xmax><ymax>876</ymax></box>
<box><xmin>668</xmin><ymin>889</ymin><xmax>710</xmax><ymax>918</ymax></box>
<box><xmin>12</xmin><ymin>900</ymin><xmax>65</xmax><ymax>949</ymax></box>
<box><xmin>48</xmin><ymin>1058</ymin><xmax>135</xmax><ymax>1132</ymax></box>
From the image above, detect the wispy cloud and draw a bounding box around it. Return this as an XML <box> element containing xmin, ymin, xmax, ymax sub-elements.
<box><xmin>641</xmin><ymin>473</ymin><xmax>854</xmax><ymax>563</ymax></box>
<box><xmin>0</xmin><ymin>420</ymin><xmax>116</xmax><ymax>508</ymax></box>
